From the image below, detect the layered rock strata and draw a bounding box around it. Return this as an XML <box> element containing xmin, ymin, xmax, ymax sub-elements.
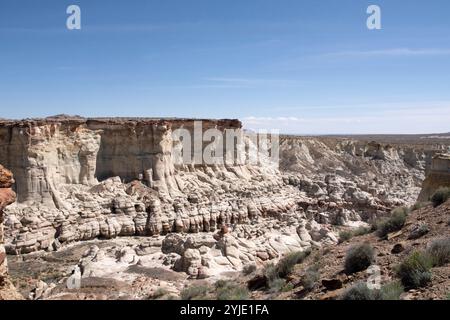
<box><xmin>279</xmin><ymin>137</ymin><xmax>433</xmax><ymax>208</ymax></box>
<box><xmin>418</xmin><ymin>153</ymin><xmax>450</xmax><ymax>201</ymax></box>
<box><xmin>1</xmin><ymin>117</ymin><xmax>445</xmax><ymax>287</ymax></box>
<box><xmin>2</xmin><ymin>117</ymin><xmax>292</xmax><ymax>258</ymax></box>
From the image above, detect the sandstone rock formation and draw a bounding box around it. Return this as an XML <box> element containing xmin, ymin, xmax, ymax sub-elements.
<box><xmin>0</xmin><ymin>164</ymin><xmax>21</xmax><ymax>300</ymax></box>
<box><xmin>418</xmin><ymin>153</ymin><xmax>450</xmax><ymax>201</ymax></box>
<box><xmin>1</xmin><ymin>117</ymin><xmax>449</xmax><ymax>300</ymax></box>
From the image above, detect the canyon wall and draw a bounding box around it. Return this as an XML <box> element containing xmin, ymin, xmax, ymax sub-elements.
<box><xmin>2</xmin><ymin>117</ymin><xmax>449</xmax><ymax>291</ymax></box>
<box><xmin>1</xmin><ymin>117</ymin><xmax>446</xmax><ymax>282</ymax></box>
<box><xmin>418</xmin><ymin>153</ymin><xmax>450</xmax><ymax>201</ymax></box>
<box><xmin>279</xmin><ymin>136</ymin><xmax>434</xmax><ymax>207</ymax></box>
<box><xmin>0</xmin><ymin>117</ymin><xmax>243</xmax><ymax>205</ymax></box>
<box><xmin>1</xmin><ymin>117</ymin><xmax>290</xmax><ymax>261</ymax></box>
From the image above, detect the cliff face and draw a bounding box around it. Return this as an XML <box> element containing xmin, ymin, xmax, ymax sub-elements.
<box><xmin>2</xmin><ymin>117</ymin><xmax>446</xmax><ymax>289</ymax></box>
<box><xmin>0</xmin><ymin>117</ymin><xmax>242</xmax><ymax>206</ymax></box>
<box><xmin>279</xmin><ymin>137</ymin><xmax>432</xmax><ymax>207</ymax></box>
<box><xmin>2</xmin><ymin>117</ymin><xmax>292</xmax><ymax>260</ymax></box>
<box><xmin>4</xmin><ymin>118</ymin><xmax>450</xmax><ymax>299</ymax></box>
<box><xmin>418</xmin><ymin>154</ymin><xmax>450</xmax><ymax>201</ymax></box>
<box><xmin>0</xmin><ymin>165</ymin><xmax>21</xmax><ymax>300</ymax></box>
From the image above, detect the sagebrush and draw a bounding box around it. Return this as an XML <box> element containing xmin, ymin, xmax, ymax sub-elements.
<box><xmin>344</xmin><ymin>243</ymin><xmax>374</xmax><ymax>274</ymax></box>
<box><xmin>396</xmin><ymin>251</ymin><xmax>432</xmax><ymax>289</ymax></box>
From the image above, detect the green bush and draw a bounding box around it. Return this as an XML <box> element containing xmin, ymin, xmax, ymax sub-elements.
<box><xmin>353</xmin><ymin>226</ymin><xmax>371</xmax><ymax>237</ymax></box>
<box><xmin>150</xmin><ymin>288</ymin><xmax>170</xmax><ymax>299</ymax></box>
<box><xmin>180</xmin><ymin>285</ymin><xmax>209</xmax><ymax>300</ymax></box>
<box><xmin>340</xmin><ymin>281</ymin><xmax>404</xmax><ymax>300</ymax></box>
<box><xmin>339</xmin><ymin>230</ymin><xmax>353</xmax><ymax>243</ymax></box>
<box><xmin>301</xmin><ymin>265</ymin><xmax>320</xmax><ymax>291</ymax></box>
<box><xmin>262</xmin><ymin>249</ymin><xmax>311</xmax><ymax>292</ymax></box>
<box><xmin>344</xmin><ymin>243</ymin><xmax>375</xmax><ymax>274</ymax></box>
<box><xmin>267</xmin><ymin>278</ymin><xmax>287</xmax><ymax>293</ymax></box>
<box><xmin>376</xmin><ymin>209</ymin><xmax>407</xmax><ymax>238</ymax></box>
<box><xmin>427</xmin><ymin>237</ymin><xmax>450</xmax><ymax>267</ymax></box>
<box><xmin>215</xmin><ymin>281</ymin><xmax>249</xmax><ymax>300</ymax></box>
<box><xmin>272</xmin><ymin>250</ymin><xmax>311</xmax><ymax>279</ymax></box>
<box><xmin>339</xmin><ymin>227</ymin><xmax>371</xmax><ymax>243</ymax></box>
<box><xmin>393</xmin><ymin>206</ymin><xmax>411</xmax><ymax>215</ymax></box>
<box><xmin>396</xmin><ymin>251</ymin><xmax>432</xmax><ymax>289</ymax></box>
<box><xmin>340</xmin><ymin>283</ymin><xmax>375</xmax><ymax>300</ymax></box>
<box><xmin>411</xmin><ymin>202</ymin><xmax>428</xmax><ymax>211</ymax></box>
<box><xmin>378</xmin><ymin>281</ymin><xmax>404</xmax><ymax>300</ymax></box>
<box><xmin>431</xmin><ymin>187</ymin><xmax>450</xmax><ymax>207</ymax></box>
<box><xmin>264</xmin><ymin>263</ymin><xmax>278</xmax><ymax>283</ymax></box>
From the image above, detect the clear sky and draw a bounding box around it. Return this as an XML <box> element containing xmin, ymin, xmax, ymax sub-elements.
<box><xmin>1</xmin><ymin>0</ymin><xmax>450</xmax><ymax>134</ymax></box>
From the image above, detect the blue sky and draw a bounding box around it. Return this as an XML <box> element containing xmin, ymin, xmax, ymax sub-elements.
<box><xmin>1</xmin><ymin>0</ymin><xmax>450</xmax><ymax>134</ymax></box>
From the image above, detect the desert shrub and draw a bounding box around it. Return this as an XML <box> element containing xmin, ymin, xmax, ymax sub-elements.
<box><xmin>215</xmin><ymin>281</ymin><xmax>249</xmax><ymax>300</ymax></box>
<box><xmin>264</xmin><ymin>263</ymin><xmax>278</xmax><ymax>284</ymax></box>
<box><xmin>341</xmin><ymin>281</ymin><xmax>404</xmax><ymax>300</ymax></box>
<box><xmin>214</xmin><ymin>279</ymin><xmax>228</xmax><ymax>289</ymax></box>
<box><xmin>275</xmin><ymin>250</ymin><xmax>311</xmax><ymax>279</ymax></box>
<box><xmin>340</xmin><ymin>283</ymin><xmax>375</xmax><ymax>300</ymax></box>
<box><xmin>262</xmin><ymin>263</ymin><xmax>281</xmax><ymax>292</ymax></box>
<box><xmin>301</xmin><ymin>265</ymin><xmax>320</xmax><ymax>291</ymax></box>
<box><xmin>353</xmin><ymin>226</ymin><xmax>371</xmax><ymax>236</ymax></box>
<box><xmin>180</xmin><ymin>285</ymin><xmax>209</xmax><ymax>300</ymax></box>
<box><xmin>242</xmin><ymin>263</ymin><xmax>257</xmax><ymax>275</ymax></box>
<box><xmin>447</xmin><ymin>292</ymin><xmax>450</xmax><ymax>300</ymax></box>
<box><xmin>431</xmin><ymin>187</ymin><xmax>450</xmax><ymax>207</ymax></box>
<box><xmin>344</xmin><ymin>243</ymin><xmax>375</xmax><ymax>274</ymax></box>
<box><xmin>339</xmin><ymin>230</ymin><xmax>353</xmax><ymax>243</ymax></box>
<box><xmin>267</xmin><ymin>278</ymin><xmax>288</xmax><ymax>293</ymax></box>
<box><xmin>378</xmin><ymin>281</ymin><xmax>404</xmax><ymax>300</ymax></box>
<box><xmin>263</xmin><ymin>250</ymin><xmax>311</xmax><ymax>292</ymax></box>
<box><xmin>392</xmin><ymin>206</ymin><xmax>411</xmax><ymax>216</ymax></box>
<box><xmin>269</xmin><ymin>278</ymin><xmax>294</xmax><ymax>293</ymax></box>
<box><xmin>338</xmin><ymin>227</ymin><xmax>370</xmax><ymax>243</ymax></box>
<box><xmin>281</xmin><ymin>282</ymin><xmax>294</xmax><ymax>292</ymax></box>
<box><xmin>150</xmin><ymin>288</ymin><xmax>170</xmax><ymax>299</ymax></box>
<box><xmin>396</xmin><ymin>251</ymin><xmax>432</xmax><ymax>289</ymax></box>
<box><xmin>411</xmin><ymin>202</ymin><xmax>428</xmax><ymax>211</ymax></box>
<box><xmin>427</xmin><ymin>237</ymin><xmax>450</xmax><ymax>267</ymax></box>
<box><xmin>376</xmin><ymin>209</ymin><xmax>407</xmax><ymax>238</ymax></box>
